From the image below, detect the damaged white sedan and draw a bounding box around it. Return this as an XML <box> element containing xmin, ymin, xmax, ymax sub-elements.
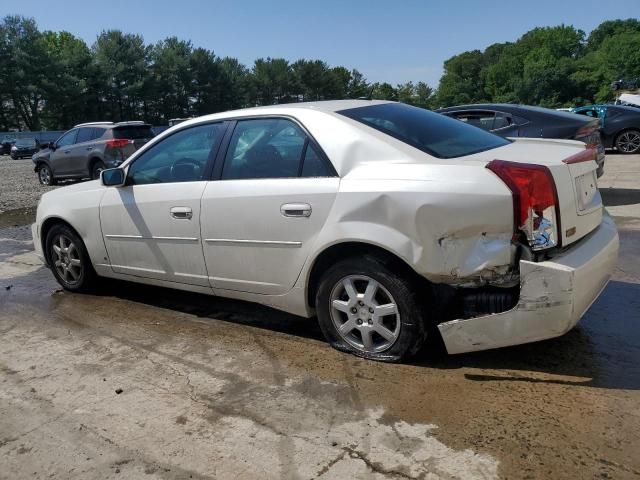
<box><xmin>32</xmin><ymin>100</ymin><xmax>619</xmax><ymax>361</ymax></box>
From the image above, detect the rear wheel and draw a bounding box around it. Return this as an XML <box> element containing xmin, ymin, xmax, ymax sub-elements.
<box><xmin>615</xmin><ymin>129</ymin><xmax>640</xmax><ymax>154</ymax></box>
<box><xmin>45</xmin><ymin>224</ymin><xmax>97</xmax><ymax>292</ymax></box>
<box><xmin>315</xmin><ymin>255</ymin><xmax>426</xmax><ymax>362</ymax></box>
<box><xmin>91</xmin><ymin>160</ymin><xmax>105</xmax><ymax>180</ymax></box>
<box><xmin>37</xmin><ymin>164</ymin><xmax>56</xmax><ymax>185</ymax></box>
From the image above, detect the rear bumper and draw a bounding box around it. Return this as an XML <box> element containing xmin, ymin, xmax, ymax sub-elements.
<box><xmin>438</xmin><ymin>213</ymin><xmax>619</xmax><ymax>354</ymax></box>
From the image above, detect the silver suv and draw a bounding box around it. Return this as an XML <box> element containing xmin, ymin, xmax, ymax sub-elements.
<box><xmin>33</xmin><ymin>121</ymin><xmax>154</xmax><ymax>185</ymax></box>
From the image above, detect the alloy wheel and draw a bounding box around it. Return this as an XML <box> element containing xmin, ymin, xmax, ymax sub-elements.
<box><xmin>39</xmin><ymin>167</ymin><xmax>51</xmax><ymax>185</ymax></box>
<box><xmin>51</xmin><ymin>234</ymin><xmax>83</xmax><ymax>286</ymax></box>
<box><xmin>329</xmin><ymin>275</ymin><xmax>401</xmax><ymax>353</ymax></box>
<box><xmin>617</xmin><ymin>131</ymin><xmax>640</xmax><ymax>153</ymax></box>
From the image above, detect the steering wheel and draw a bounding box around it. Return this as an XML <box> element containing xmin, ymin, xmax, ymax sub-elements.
<box><xmin>170</xmin><ymin>157</ymin><xmax>201</xmax><ymax>181</ymax></box>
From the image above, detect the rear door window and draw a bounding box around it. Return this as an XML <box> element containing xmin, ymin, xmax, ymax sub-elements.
<box><xmin>222</xmin><ymin>118</ymin><xmax>308</xmax><ymax>180</ymax></box>
<box><xmin>76</xmin><ymin>128</ymin><xmax>94</xmax><ymax>144</ymax></box>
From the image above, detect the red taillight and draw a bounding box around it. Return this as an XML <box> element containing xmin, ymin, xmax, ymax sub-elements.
<box><xmin>487</xmin><ymin>160</ymin><xmax>560</xmax><ymax>250</ymax></box>
<box><xmin>105</xmin><ymin>139</ymin><xmax>131</xmax><ymax>148</ymax></box>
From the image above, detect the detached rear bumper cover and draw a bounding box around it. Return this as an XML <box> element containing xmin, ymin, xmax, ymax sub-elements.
<box><xmin>439</xmin><ymin>214</ymin><xmax>619</xmax><ymax>354</ymax></box>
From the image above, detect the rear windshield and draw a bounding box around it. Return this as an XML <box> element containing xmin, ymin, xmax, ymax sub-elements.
<box><xmin>338</xmin><ymin>103</ymin><xmax>509</xmax><ymax>159</ymax></box>
<box><xmin>113</xmin><ymin>125</ymin><xmax>154</xmax><ymax>140</ymax></box>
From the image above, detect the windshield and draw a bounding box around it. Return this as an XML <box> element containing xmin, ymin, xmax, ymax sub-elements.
<box><xmin>338</xmin><ymin>103</ymin><xmax>510</xmax><ymax>159</ymax></box>
<box><xmin>16</xmin><ymin>138</ymin><xmax>36</xmax><ymax>146</ymax></box>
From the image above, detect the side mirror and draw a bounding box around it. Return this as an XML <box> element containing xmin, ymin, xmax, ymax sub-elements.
<box><xmin>48</xmin><ymin>141</ymin><xmax>56</xmax><ymax>150</ymax></box>
<box><xmin>101</xmin><ymin>168</ymin><xmax>126</xmax><ymax>187</ymax></box>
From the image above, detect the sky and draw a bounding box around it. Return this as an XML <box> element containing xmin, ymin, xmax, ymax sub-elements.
<box><xmin>10</xmin><ymin>0</ymin><xmax>640</xmax><ymax>88</ymax></box>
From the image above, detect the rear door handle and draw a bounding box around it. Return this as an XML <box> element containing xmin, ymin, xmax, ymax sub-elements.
<box><xmin>170</xmin><ymin>206</ymin><xmax>193</xmax><ymax>219</ymax></box>
<box><xmin>281</xmin><ymin>203</ymin><xmax>312</xmax><ymax>217</ymax></box>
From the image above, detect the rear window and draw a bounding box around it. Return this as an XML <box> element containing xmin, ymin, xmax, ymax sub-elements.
<box><xmin>16</xmin><ymin>138</ymin><xmax>36</xmax><ymax>146</ymax></box>
<box><xmin>113</xmin><ymin>125</ymin><xmax>154</xmax><ymax>140</ymax></box>
<box><xmin>338</xmin><ymin>103</ymin><xmax>509</xmax><ymax>159</ymax></box>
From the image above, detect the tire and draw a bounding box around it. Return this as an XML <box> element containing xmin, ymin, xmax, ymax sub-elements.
<box><xmin>315</xmin><ymin>255</ymin><xmax>427</xmax><ymax>362</ymax></box>
<box><xmin>45</xmin><ymin>223</ymin><xmax>97</xmax><ymax>293</ymax></box>
<box><xmin>10</xmin><ymin>153</ymin><xmax>17</xmax><ymax>160</ymax></box>
<box><xmin>37</xmin><ymin>164</ymin><xmax>56</xmax><ymax>186</ymax></box>
<box><xmin>615</xmin><ymin>129</ymin><xmax>640</xmax><ymax>154</ymax></box>
<box><xmin>91</xmin><ymin>160</ymin><xmax>105</xmax><ymax>180</ymax></box>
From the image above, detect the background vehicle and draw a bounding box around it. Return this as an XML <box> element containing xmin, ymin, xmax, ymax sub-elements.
<box><xmin>0</xmin><ymin>136</ymin><xmax>16</xmax><ymax>156</ymax></box>
<box><xmin>571</xmin><ymin>104</ymin><xmax>640</xmax><ymax>154</ymax></box>
<box><xmin>10</xmin><ymin>137</ymin><xmax>39</xmax><ymax>159</ymax></box>
<box><xmin>437</xmin><ymin>104</ymin><xmax>605</xmax><ymax>176</ymax></box>
<box><xmin>32</xmin><ymin>101</ymin><xmax>617</xmax><ymax>362</ymax></box>
<box><xmin>32</xmin><ymin>121</ymin><xmax>155</xmax><ymax>185</ymax></box>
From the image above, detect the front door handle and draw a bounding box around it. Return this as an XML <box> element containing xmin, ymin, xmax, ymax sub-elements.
<box><xmin>281</xmin><ymin>203</ymin><xmax>312</xmax><ymax>218</ymax></box>
<box><xmin>170</xmin><ymin>206</ymin><xmax>193</xmax><ymax>219</ymax></box>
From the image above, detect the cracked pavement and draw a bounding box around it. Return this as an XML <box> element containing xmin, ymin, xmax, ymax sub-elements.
<box><xmin>1</xmin><ymin>154</ymin><xmax>639</xmax><ymax>479</ymax></box>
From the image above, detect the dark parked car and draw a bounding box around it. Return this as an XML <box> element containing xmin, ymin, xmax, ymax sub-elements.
<box><xmin>571</xmin><ymin>104</ymin><xmax>640</xmax><ymax>155</ymax></box>
<box><xmin>32</xmin><ymin>121</ymin><xmax>155</xmax><ymax>186</ymax></box>
<box><xmin>437</xmin><ymin>104</ymin><xmax>605</xmax><ymax>177</ymax></box>
<box><xmin>1</xmin><ymin>136</ymin><xmax>16</xmax><ymax>156</ymax></box>
<box><xmin>10</xmin><ymin>137</ymin><xmax>39</xmax><ymax>159</ymax></box>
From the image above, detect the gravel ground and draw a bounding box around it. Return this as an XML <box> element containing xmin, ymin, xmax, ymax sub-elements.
<box><xmin>0</xmin><ymin>156</ymin><xmax>57</xmax><ymax>214</ymax></box>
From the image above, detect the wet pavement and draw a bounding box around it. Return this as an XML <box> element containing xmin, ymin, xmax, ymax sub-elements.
<box><xmin>1</xmin><ymin>157</ymin><xmax>640</xmax><ymax>479</ymax></box>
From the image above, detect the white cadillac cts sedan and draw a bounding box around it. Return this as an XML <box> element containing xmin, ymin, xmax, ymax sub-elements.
<box><xmin>32</xmin><ymin>100</ymin><xmax>619</xmax><ymax>362</ymax></box>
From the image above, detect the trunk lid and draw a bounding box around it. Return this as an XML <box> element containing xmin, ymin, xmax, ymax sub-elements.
<box><xmin>471</xmin><ymin>138</ymin><xmax>602</xmax><ymax>248</ymax></box>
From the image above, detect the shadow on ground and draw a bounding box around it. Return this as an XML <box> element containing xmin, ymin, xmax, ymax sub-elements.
<box><xmin>94</xmin><ymin>276</ymin><xmax>640</xmax><ymax>392</ymax></box>
<box><xmin>601</xmin><ymin>187</ymin><xmax>640</xmax><ymax>207</ymax></box>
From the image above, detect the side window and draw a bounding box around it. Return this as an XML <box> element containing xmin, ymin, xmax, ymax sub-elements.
<box><xmin>492</xmin><ymin>112</ymin><xmax>512</xmax><ymax>130</ymax></box>
<box><xmin>93</xmin><ymin>127</ymin><xmax>107</xmax><ymax>140</ymax></box>
<box><xmin>127</xmin><ymin>123</ymin><xmax>224</xmax><ymax>185</ymax></box>
<box><xmin>301</xmin><ymin>143</ymin><xmax>330</xmax><ymax>177</ymax></box>
<box><xmin>222</xmin><ymin>118</ymin><xmax>308</xmax><ymax>180</ymax></box>
<box><xmin>56</xmin><ymin>129</ymin><xmax>78</xmax><ymax>148</ymax></box>
<box><xmin>452</xmin><ymin>112</ymin><xmax>496</xmax><ymax>132</ymax></box>
<box><xmin>76</xmin><ymin>128</ymin><xmax>94</xmax><ymax>144</ymax></box>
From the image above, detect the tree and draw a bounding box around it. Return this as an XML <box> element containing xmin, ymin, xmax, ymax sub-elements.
<box><xmin>40</xmin><ymin>31</ymin><xmax>93</xmax><ymax>128</ymax></box>
<box><xmin>0</xmin><ymin>15</ymin><xmax>51</xmax><ymax>130</ymax></box>
<box><xmin>252</xmin><ymin>57</ymin><xmax>292</xmax><ymax>105</ymax></box>
<box><xmin>92</xmin><ymin>30</ymin><xmax>150</xmax><ymax>121</ymax></box>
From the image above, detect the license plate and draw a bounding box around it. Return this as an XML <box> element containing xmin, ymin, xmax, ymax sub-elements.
<box><xmin>575</xmin><ymin>171</ymin><xmax>598</xmax><ymax>211</ymax></box>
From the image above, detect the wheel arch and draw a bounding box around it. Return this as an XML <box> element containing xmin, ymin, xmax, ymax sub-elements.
<box><xmin>305</xmin><ymin>240</ymin><xmax>429</xmax><ymax>309</ymax></box>
<box><xmin>40</xmin><ymin>217</ymin><xmax>84</xmax><ymax>264</ymax></box>
<box><xmin>88</xmin><ymin>156</ymin><xmax>105</xmax><ymax>174</ymax></box>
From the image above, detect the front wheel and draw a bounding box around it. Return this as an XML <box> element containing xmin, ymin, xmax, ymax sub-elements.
<box><xmin>91</xmin><ymin>161</ymin><xmax>105</xmax><ymax>180</ymax></box>
<box><xmin>315</xmin><ymin>255</ymin><xmax>427</xmax><ymax>362</ymax></box>
<box><xmin>615</xmin><ymin>129</ymin><xmax>640</xmax><ymax>154</ymax></box>
<box><xmin>45</xmin><ymin>224</ymin><xmax>97</xmax><ymax>292</ymax></box>
<box><xmin>37</xmin><ymin>164</ymin><xmax>56</xmax><ymax>185</ymax></box>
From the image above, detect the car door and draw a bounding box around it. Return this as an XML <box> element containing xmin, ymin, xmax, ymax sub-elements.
<box><xmin>200</xmin><ymin>117</ymin><xmax>339</xmax><ymax>295</ymax></box>
<box><xmin>49</xmin><ymin>129</ymin><xmax>78</xmax><ymax>176</ymax></box>
<box><xmin>100</xmin><ymin>122</ymin><xmax>227</xmax><ymax>286</ymax></box>
<box><xmin>70</xmin><ymin>127</ymin><xmax>96</xmax><ymax>175</ymax></box>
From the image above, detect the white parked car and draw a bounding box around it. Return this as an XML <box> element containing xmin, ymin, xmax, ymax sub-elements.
<box><xmin>32</xmin><ymin>101</ymin><xmax>619</xmax><ymax>362</ymax></box>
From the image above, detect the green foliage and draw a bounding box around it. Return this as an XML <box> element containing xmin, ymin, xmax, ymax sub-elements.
<box><xmin>9</xmin><ymin>15</ymin><xmax>639</xmax><ymax>130</ymax></box>
<box><xmin>435</xmin><ymin>20</ymin><xmax>640</xmax><ymax>109</ymax></box>
<box><xmin>0</xmin><ymin>15</ymin><xmax>436</xmax><ymax>130</ymax></box>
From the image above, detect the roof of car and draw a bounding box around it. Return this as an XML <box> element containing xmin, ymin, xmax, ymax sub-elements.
<box><xmin>437</xmin><ymin>103</ymin><xmax>591</xmax><ymax>122</ymax></box>
<box><xmin>73</xmin><ymin>121</ymin><xmax>150</xmax><ymax>128</ymax></box>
